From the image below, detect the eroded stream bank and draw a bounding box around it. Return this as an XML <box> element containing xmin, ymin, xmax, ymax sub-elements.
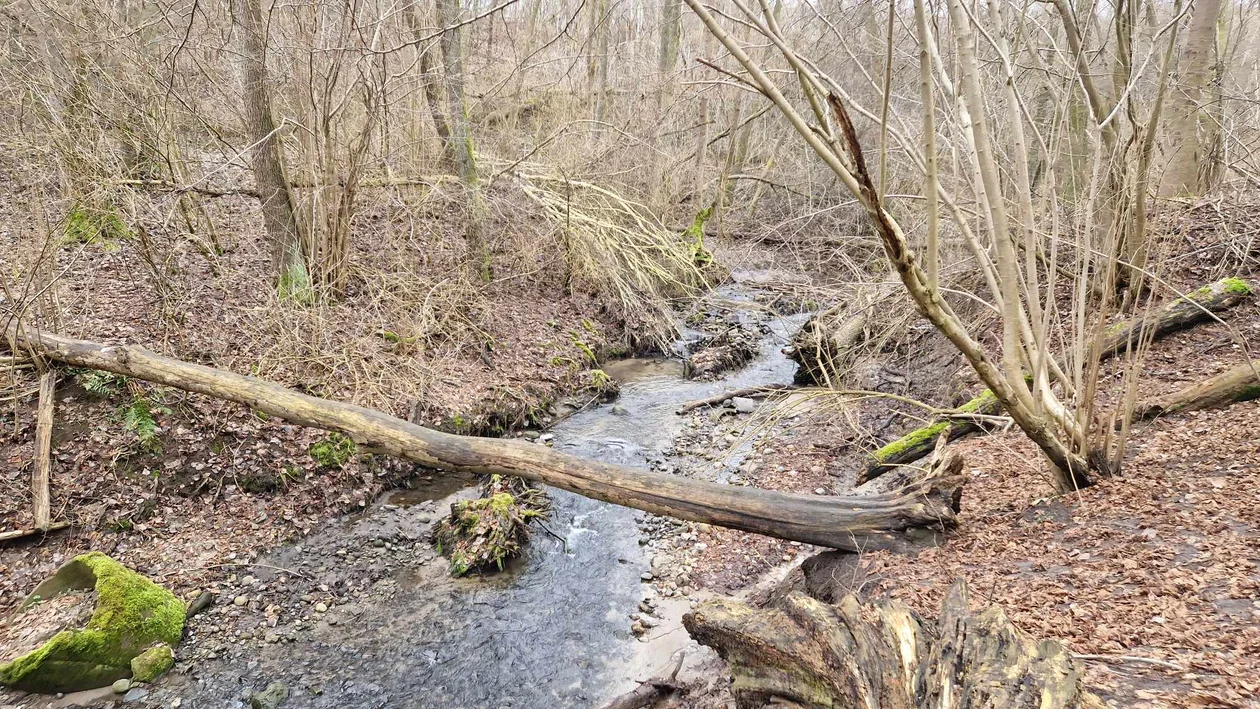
<box><xmin>78</xmin><ymin>275</ymin><xmax>809</xmax><ymax>709</ymax></box>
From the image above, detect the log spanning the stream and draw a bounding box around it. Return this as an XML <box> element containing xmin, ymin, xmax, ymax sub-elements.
<box><xmin>3</xmin><ymin>323</ymin><xmax>963</xmax><ymax>550</ymax></box>
<box><xmin>864</xmin><ymin>277</ymin><xmax>1253</xmax><ymax>479</ymax></box>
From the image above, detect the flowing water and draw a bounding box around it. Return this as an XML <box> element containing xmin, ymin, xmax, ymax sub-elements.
<box><xmin>165</xmin><ymin>279</ymin><xmax>804</xmax><ymax>709</ymax></box>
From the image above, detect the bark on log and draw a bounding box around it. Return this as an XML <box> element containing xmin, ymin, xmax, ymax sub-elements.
<box><xmin>1134</xmin><ymin>359</ymin><xmax>1260</xmax><ymax>419</ymax></box>
<box><xmin>1099</xmin><ymin>277</ymin><xmax>1252</xmax><ymax>358</ymax></box>
<box><xmin>865</xmin><ymin>277</ymin><xmax>1253</xmax><ymax>479</ymax></box>
<box><xmin>3</xmin><ymin>324</ymin><xmax>963</xmax><ymax>551</ymax></box>
<box><xmin>683</xmin><ymin>581</ymin><xmax>1101</xmax><ymax>709</ymax></box>
<box><xmin>864</xmin><ymin>389</ymin><xmax>998</xmax><ymax>480</ymax></box>
<box><xmin>787</xmin><ymin>279</ymin><xmax>898</xmax><ymax>387</ymax></box>
<box><xmin>32</xmin><ymin>371</ymin><xmax>55</xmax><ymax>530</ymax></box>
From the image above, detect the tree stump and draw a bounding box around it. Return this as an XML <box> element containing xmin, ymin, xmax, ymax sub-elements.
<box><xmin>684</xmin><ymin>581</ymin><xmax>1101</xmax><ymax>709</ymax></box>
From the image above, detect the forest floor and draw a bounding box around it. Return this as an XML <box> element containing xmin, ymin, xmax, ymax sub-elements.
<box><xmin>2</xmin><ymin>169</ymin><xmax>1259</xmax><ymax>709</ymax></box>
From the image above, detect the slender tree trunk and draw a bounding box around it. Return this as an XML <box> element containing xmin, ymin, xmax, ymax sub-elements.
<box><xmin>1161</xmin><ymin>0</ymin><xmax>1223</xmax><ymax>197</ymax></box>
<box><xmin>435</xmin><ymin>0</ymin><xmax>489</xmax><ymax>280</ymax></box>
<box><xmin>231</xmin><ymin>0</ymin><xmax>309</xmax><ymax>298</ymax></box>
<box><xmin>405</xmin><ymin>1</ymin><xmax>455</xmax><ymax>170</ymax></box>
<box><xmin>649</xmin><ymin>0</ymin><xmax>681</xmax><ymax>206</ymax></box>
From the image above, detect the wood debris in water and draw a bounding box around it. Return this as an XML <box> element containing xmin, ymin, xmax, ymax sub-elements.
<box><xmin>433</xmin><ymin>475</ymin><xmax>551</xmax><ymax>576</ymax></box>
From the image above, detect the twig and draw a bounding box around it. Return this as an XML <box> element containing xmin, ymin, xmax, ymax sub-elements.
<box><xmin>677</xmin><ymin>385</ymin><xmax>790</xmax><ymax>415</ymax></box>
<box><xmin>0</xmin><ymin>522</ymin><xmax>70</xmax><ymax>543</ymax></box>
<box><xmin>162</xmin><ymin>562</ymin><xmax>314</xmax><ymax>580</ymax></box>
<box><xmin>1073</xmin><ymin>653</ymin><xmax>1186</xmax><ymax>672</ymax></box>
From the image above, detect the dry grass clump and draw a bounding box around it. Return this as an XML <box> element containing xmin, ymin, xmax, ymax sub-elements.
<box><xmin>519</xmin><ymin>171</ymin><xmax>714</xmax><ymax>349</ymax></box>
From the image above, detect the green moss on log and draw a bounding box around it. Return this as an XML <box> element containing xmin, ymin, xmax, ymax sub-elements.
<box><xmin>0</xmin><ymin>553</ymin><xmax>184</xmax><ymax>693</ymax></box>
<box><xmin>869</xmin><ymin>389</ymin><xmax>998</xmax><ymax>466</ymax></box>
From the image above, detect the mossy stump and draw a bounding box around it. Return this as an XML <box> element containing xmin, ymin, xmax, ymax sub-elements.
<box><xmin>0</xmin><ymin>552</ymin><xmax>184</xmax><ymax>693</ymax></box>
<box><xmin>433</xmin><ymin>475</ymin><xmax>551</xmax><ymax>576</ymax></box>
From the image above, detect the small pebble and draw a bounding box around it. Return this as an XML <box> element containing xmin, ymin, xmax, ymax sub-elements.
<box><xmin>112</xmin><ymin>679</ymin><xmax>131</xmax><ymax>694</ymax></box>
<box><xmin>233</xmin><ymin>596</ymin><xmax>248</xmax><ymax>607</ymax></box>
<box><xmin>640</xmin><ymin>572</ymin><xmax>653</xmax><ymax>581</ymax></box>
<box><xmin>314</xmin><ymin>603</ymin><xmax>328</xmax><ymax>613</ymax></box>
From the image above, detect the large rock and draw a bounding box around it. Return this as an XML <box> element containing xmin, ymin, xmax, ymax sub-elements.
<box><xmin>0</xmin><ymin>553</ymin><xmax>184</xmax><ymax>693</ymax></box>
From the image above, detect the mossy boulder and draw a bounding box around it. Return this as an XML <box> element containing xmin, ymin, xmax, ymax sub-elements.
<box><xmin>0</xmin><ymin>552</ymin><xmax>184</xmax><ymax>693</ymax></box>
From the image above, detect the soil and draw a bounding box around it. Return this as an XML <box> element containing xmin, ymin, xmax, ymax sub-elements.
<box><xmin>0</xmin><ymin>592</ymin><xmax>96</xmax><ymax>665</ymax></box>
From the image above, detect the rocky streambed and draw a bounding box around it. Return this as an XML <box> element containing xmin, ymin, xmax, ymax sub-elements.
<box><xmin>13</xmin><ymin>276</ymin><xmax>810</xmax><ymax>709</ymax></box>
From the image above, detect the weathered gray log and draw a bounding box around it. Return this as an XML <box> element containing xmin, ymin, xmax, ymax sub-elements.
<box><xmin>787</xmin><ymin>279</ymin><xmax>898</xmax><ymax>386</ymax></box>
<box><xmin>865</xmin><ymin>277</ymin><xmax>1253</xmax><ymax>479</ymax></box>
<box><xmin>32</xmin><ymin>371</ymin><xmax>55</xmax><ymax>530</ymax></box>
<box><xmin>676</xmin><ymin>385</ymin><xmax>787</xmax><ymax>415</ymax></box>
<box><xmin>1134</xmin><ymin>358</ymin><xmax>1260</xmax><ymax>419</ymax></box>
<box><xmin>3</xmin><ymin>323</ymin><xmax>963</xmax><ymax>551</ymax></box>
<box><xmin>683</xmin><ymin>581</ymin><xmax>1101</xmax><ymax>709</ymax></box>
<box><xmin>1099</xmin><ymin>277</ymin><xmax>1252</xmax><ymax>358</ymax></box>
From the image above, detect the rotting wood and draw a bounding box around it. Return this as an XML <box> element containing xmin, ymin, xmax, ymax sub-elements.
<box><xmin>3</xmin><ymin>323</ymin><xmax>963</xmax><ymax>551</ymax></box>
<box><xmin>1134</xmin><ymin>358</ymin><xmax>1260</xmax><ymax>419</ymax></box>
<box><xmin>683</xmin><ymin>580</ymin><xmax>1102</xmax><ymax>709</ymax></box>
<box><xmin>676</xmin><ymin>385</ymin><xmax>788</xmax><ymax>415</ymax></box>
<box><xmin>864</xmin><ymin>277</ymin><xmax>1253</xmax><ymax>479</ymax></box>
<box><xmin>32</xmin><ymin>371</ymin><xmax>55</xmax><ymax>531</ymax></box>
<box><xmin>1099</xmin><ymin>277</ymin><xmax>1252</xmax><ymax>358</ymax></box>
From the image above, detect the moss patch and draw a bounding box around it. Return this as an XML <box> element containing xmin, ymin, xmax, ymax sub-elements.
<box><xmin>869</xmin><ymin>389</ymin><xmax>998</xmax><ymax>465</ymax></box>
<box><xmin>130</xmin><ymin>643</ymin><xmax>174</xmax><ymax>683</ymax></box>
<box><xmin>0</xmin><ymin>553</ymin><xmax>184</xmax><ymax>693</ymax></box>
<box><xmin>63</xmin><ymin>204</ymin><xmax>130</xmax><ymax>245</ymax></box>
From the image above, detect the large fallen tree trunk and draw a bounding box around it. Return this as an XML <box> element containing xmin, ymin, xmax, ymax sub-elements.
<box><xmin>683</xmin><ymin>580</ymin><xmax>1100</xmax><ymax>709</ymax></box>
<box><xmin>1134</xmin><ymin>358</ymin><xmax>1260</xmax><ymax>419</ymax></box>
<box><xmin>3</xmin><ymin>323</ymin><xmax>962</xmax><ymax>550</ymax></box>
<box><xmin>864</xmin><ymin>277</ymin><xmax>1252</xmax><ymax>479</ymax></box>
<box><xmin>1099</xmin><ymin>277</ymin><xmax>1252</xmax><ymax>358</ymax></box>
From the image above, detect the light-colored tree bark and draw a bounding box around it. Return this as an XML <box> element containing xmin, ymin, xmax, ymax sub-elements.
<box><xmin>404</xmin><ymin>1</ymin><xmax>455</xmax><ymax>170</ymax></box>
<box><xmin>435</xmin><ymin>0</ymin><xmax>489</xmax><ymax>280</ymax></box>
<box><xmin>230</xmin><ymin>0</ymin><xmax>309</xmax><ymax>299</ymax></box>
<box><xmin>1162</xmin><ymin>0</ymin><xmax>1223</xmax><ymax>197</ymax></box>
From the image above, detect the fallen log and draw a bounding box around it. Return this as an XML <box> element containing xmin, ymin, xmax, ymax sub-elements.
<box><xmin>676</xmin><ymin>385</ymin><xmax>787</xmax><ymax>415</ymax></box>
<box><xmin>3</xmin><ymin>323</ymin><xmax>963</xmax><ymax>550</ymax></box>
<box><xmin>864</xmin><ymin>389</ymin><xmax>998</xmax><ymax>480</ymax></box>
<box><xmin>1100</xmin><ymin>277</ymin><xmax>1252</xmax><ymax>358</ymax></box>
<box><xmin>683</xmin><ymin>580</ymin><xmax>1101</xmax><ymax>709</ymax></box>
<box><xmin>33</xmin><ymin>371</ymin><xmax>55</xmax><ymax>531</ymax></box>
<box><xmin>865</xmin><ymin>277</ymin><xmax>1253</xmax><ymax>479</ymax></box>
<box><xmin>787</xmin><ymin>279</ymin><xmax>898</xmax><ymax>386</ymax></box>
<box><xmin>1134</xmin><ymin>358</ymin><xmax>1260</xmax><ymax>419</ymax></box>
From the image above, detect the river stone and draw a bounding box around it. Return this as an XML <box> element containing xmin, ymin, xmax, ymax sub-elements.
<box><xmin>130</xmin><ymin>644</ymin><xmax>174</xmax><ymax>683</ymax></box>
<box><xmin>112</xmin><ymin>679</ymin><xmax>131</xmax><ymax>694</ymax></box>
<box><xmin>0</xmin><ymin>553</ymin><xmax>185</xmax><ymax>694</ymax></box>
<box><xmin>250</xmin><ymin>681</ymin><xmax>290</xmax><ymax>709</ymax></box>
<box><xmin>731</xmin><ymin>397</ymin><xmax>757</xmax><ymax>414</ymax></box>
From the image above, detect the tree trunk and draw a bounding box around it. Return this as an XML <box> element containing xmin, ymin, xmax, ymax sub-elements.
<box><xmin>230</xmin><ymin>0</ymin><xmax>308</xmax><ymax>297</ymax></box>
<box><xmin>787</xmin><ymin>278</ymin><xmax>898</xmax><ymax>387</ymax></box>
<box><xmin>1161</xmin><ymin>0</ymin><xmax>1223</xmax><ymax>197</ymax></box>
<box><xmin>684</xmin><ymin>581</ymin><xmax>1101</xmax><ymax>709</ymax></box>
<box><xmin>435</xmin><ymin>0</ymin><xmax>489</xmax><ymax>280</ymax></box>
<box><xmin>3</xmin><ymin>324</ymin><xmax>964</xmax><ymax>551</ymax></box>
<box><xmin>863</xmin><ymin>277</ymin><xmax>1252</xmax><ymax>478</ymax></box>
<box><xmin>405</xmin><ymin>1</ymin><xmax>455</xmax><ymax>170</ymax></box>
<box><xmin>1134</xmin><ymin>359</ymin><xmax>1260</xmax><ymax>419</ymax></box>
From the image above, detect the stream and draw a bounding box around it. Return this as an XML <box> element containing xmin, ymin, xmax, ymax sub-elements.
<box><xmin>157</xmin><ymin>277</ymin><xmax>805</xmax><ymax>709</ymax></box>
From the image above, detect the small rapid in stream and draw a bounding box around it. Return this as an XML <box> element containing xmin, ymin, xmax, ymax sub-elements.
<box><xmin>167</xmin><ymin>276</ymin><xmax>806</xmax><ymax>709</ymax></box>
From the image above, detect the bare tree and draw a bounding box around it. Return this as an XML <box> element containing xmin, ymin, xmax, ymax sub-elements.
<box><xmin>1162</xmin><ymin>0</ymin><xmax>1223</xmax><ymax>197</ymax></box>
<box><xmin>231</xmin><ymin>0</ymin><xmax>309</xmax><ymax>300</ymax></box>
